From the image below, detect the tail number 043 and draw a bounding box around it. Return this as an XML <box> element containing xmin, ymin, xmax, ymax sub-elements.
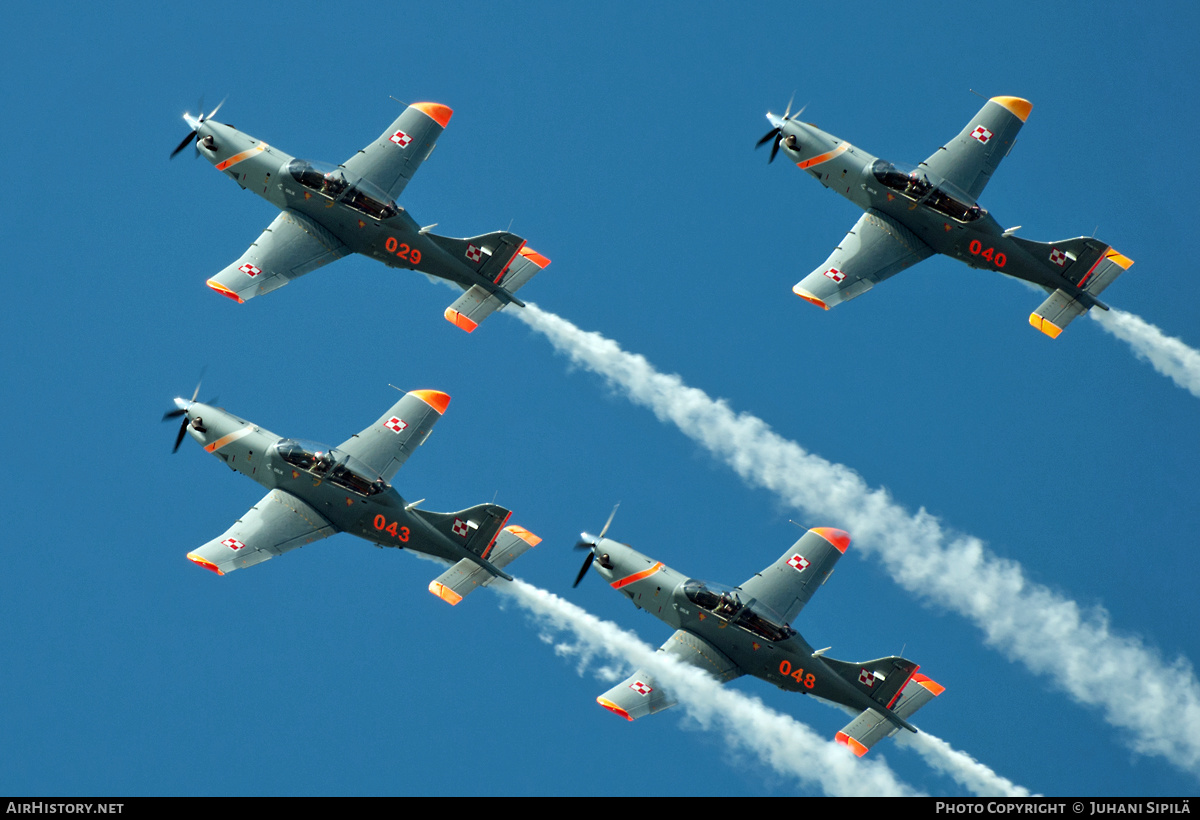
<box><xmin>373</xmin><ymin>514</ymin><xmax>409</xmax><ymax>542</ymax></box>
<box><xmin>384</xmin><ymin>237</ymin><xmax>422</xmax><ymax>264</ymax></box>
<box><xmin>779</xmin><ymin>660</ymin><xmax>816</xmax><ymax>689</ymax></box>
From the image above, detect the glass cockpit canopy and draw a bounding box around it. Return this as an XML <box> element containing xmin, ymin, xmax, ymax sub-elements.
<box><xmin>273</xmin><ymin>439</ymin><xmax>387</xmax><ymax>496</ymax></box>
<box><xmin>682</xmin><ymin>580</ymin><xmax>795</xmax><ymax>643</ymax></box>
<box><xmin>870</xmin><ymin>159</ymin><xmax>984</xmax><ymax>222</ymax></box>
<box><xmin>286</xmin><ymin>159</ymin><xmax>400</xmax><ymax>221</ymax></box>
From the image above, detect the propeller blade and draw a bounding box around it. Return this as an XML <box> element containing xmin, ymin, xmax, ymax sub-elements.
<box><xmin>163</xmin><ymin>407</ymin><xmax>187</xmax><ymax>421</ymax></box>
<box><xmin>572</xmin><ymin>551</ymin><xmax>596</xmax><ymax>588</ymax></box>
<box><xmin>598</xmin><ymin>503</ymin><xmax>620</xmax><ymax>540</ymax></box>
<box><xmin>172</xmin><ymin>417</ymin><xmax>189</xmax><ymax>453</ymax></box>
<box><xmin>755</xmin><ymin>127</ymin><xmax>780</xmax><ymax>149</ymax></box>
<box><xmin>170</xmin><ymin>129</ymin><xmax>198</xmax><ymax>159</ymax></box>
<box><xmin>769</xmin><ymin>138</ymin><xmax>780</xmax><ymax>164</ymax></box>
<box><xmin>205</xmin><ymin>97</ymin><xmax>226</xmax><ymax>122</ymax></box>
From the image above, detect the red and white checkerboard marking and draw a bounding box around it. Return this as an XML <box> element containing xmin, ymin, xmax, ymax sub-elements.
<box><xmin>823</xmin><ymin>268</ymin><xmax>846</xmax><ymax>283</ymax></box>
<box><xmin>222</xmin><ymin>538</ymin><xmax>245</xmax><ymax>551</ymax></box>
<box><xmin>384</xmin><ymin>417</ymin><xmax>408</xmax><ymax>433</ymax></box>
<box><xmin>452</xmin><ymin>518</ymin><xmax>470</xmax><ymax>537</ymax></box>
<box><xmin>238</xmin><ymin>263</ymin><xmax>261</xmax><ymax>277</ymax></box>
<box><xmin>1049</xmin><ymin>248</ymin><xmax>1067</xmax><ymax>267</ymax></box>
<box><xmin>787</xmin><ymin>554</ymin><xmax>811</xmax><ymax>572</ymax></box>
<box><xmin>465</xmin><ymin>244</ymin><xmax>483</xmax><ymax>263</ymax></box>
<box><xmin>971</xmin><ymin>125</ymin><xmax>993</xmax><ymax>144</ymax></box>
<box><xmin>389</xmin><ymin>130</ymin><xmax>412</xmax><ymax>148</ymax></box>
<box><xmin>859</xmin><ymin>669</ymin><xmax>877</xmax><ymax>687</ymax></box>
<box><xmin>629</xmin><ymin>680</ymin><xmax>653</xmax><ymax>696</ymax></box>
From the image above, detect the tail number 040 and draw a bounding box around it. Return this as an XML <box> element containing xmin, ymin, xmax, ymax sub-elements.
<box><xmin>384</xmin><ymin>237</ymin><xmax>422</xmax><ymax>264</ymax></box>
<box><xmin>779</xmin><ymin>660</ymin><xmax>815</xmax><ymax>689</ymax></box>
<box><xmin>968</xmin><ymin>239</ymin><xmax>1006</xmax><ymax>268</ymax></box>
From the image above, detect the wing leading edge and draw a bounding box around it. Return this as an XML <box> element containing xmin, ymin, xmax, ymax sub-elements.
<box><xmin>918</xmin><ymin>95</ymin><xmax>1032</xmax><ymax>202</ymax></box>
<box><xmin>736</xmin><ymin>527</ymin><xmax>850</xmax><ymax>626</ymax></box>
<box><xmin>341</xmin><ymin>102</ymin><xmax>453</xmax><ymax>202</ymax></box>
<box><xmin>186</xmin><ymin>489</ymin><xmax>336</xmax><ymax>576</ymax></box>
<box><xmin>336</xmin><ymin>389</ymin><xmax>451</xmax><ymax>483</ymax></box>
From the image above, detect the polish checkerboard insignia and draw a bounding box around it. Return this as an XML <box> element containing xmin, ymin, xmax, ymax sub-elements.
<box><xmin>222</xmin><ymin>538</ymin><xmax>245</xmax><ymax>551</ymax></box>
<box><xmin>452</xmin><ymin>518</ymin><xmax>470</xmax><ymax>537</ymax></box>
<box><xmin>384</xmin><ymin>417</ymin><xmax>408</xmax><ymax>433</ymax></box>
<box><xmin>859</xmin><ymin>669</ymin><xmax>877</xmax><ymax>687</ymax></box>
<box><xmin>1049</xmin><ymin>248</ymin><xmax>1067</xmax><ymax>267</ymax></box>
<box><xmin>238</xmin><ymin>263</ymin><xmax>261</xmax><ymax>277</ymax></box>
<box><xmin>823</xmin><ymin>268</ymin><xmax>846</xmax><ymax>283</ymax></box>
<box><xmin>630</xmin><ymin>680</ymin><xmax>653</xmax><ymax>696</ymax></box>
<box><xmin>971</xmin><ymin>125</ymin><xmax>993</xmax><ymax>144</ymax></box>
<box><xmin>787</xmin><ymin>554</ymin><xmax>811</xmax><ymax>572</ymax></box>
<box><xmin>465</xmin><ymin>244</ymin><xmax>483</xmax><ymax>263</ymax></box>
<box><xmin>389</xmin><ymin>130</ymin><xmax>412</xmax><ymax>148</ymax></box>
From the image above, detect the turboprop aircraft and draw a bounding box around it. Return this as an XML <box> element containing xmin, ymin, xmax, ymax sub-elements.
<box><xmin>165</xmin><ymin>385</ymin><xmax>540</xmax><ymax>605</ymax></box>
<box><xmin>758</xmin><ymin>95</ymin><xmax>1132</xmax><ymax>338</ymax></box>
<box><xmin>171</xmin><ymin>100</ymin><xmax>550</xmax><ymax>332</ymax></box>
<box><xmin>573</xmin><ymin>521</ymin><xmax>943</xmax><ymax>755</ymax></box>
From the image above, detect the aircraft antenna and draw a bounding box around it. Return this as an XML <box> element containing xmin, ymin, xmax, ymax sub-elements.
<box><xmin>389</xmin><ymin>95</ymin><xmax>409</xmax><ymax>107</ymax></box>
<box><xmin>967</xmin><ymin>88</ymin><xmax>988</xmax><ymax>100</ymax></box>
<box><xmin>787</xmin><ymin>519</ymin><xmax>804</xmax><ymax>529</ymax></box>
<box><xmin>387</xmin><ymin>384</ymin><xmax>405</xmax><ymax>393</ymax></box>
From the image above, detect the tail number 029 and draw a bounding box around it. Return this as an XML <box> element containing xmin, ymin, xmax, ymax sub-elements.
<box><xmin>385</xmin><ymin>236</ymin><xmax>422</xmax><ymax>264</ymax></box>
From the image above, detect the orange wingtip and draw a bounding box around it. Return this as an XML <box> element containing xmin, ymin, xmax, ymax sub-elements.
<box><xmin>912</xmin><ymin>674</ymin><xmax>946</xmax><ymax>696</ymax></box>
<box><xmin>811</xmin><ymin>527</ymin><xmax>851</xmax><ymax>553</ymax></box>
<box><xmin>1105</xmin><ymin>249</ymin><xmax>1134</xmax><ymax>270</ymax></box>
<box><xmin>409</xmin><ymin>389</ymin><xmax>451</xmax><ymax>414</ymax></box>
<box><xmin>792</xmin><ymin>285</ymin><xmax>829</xmax><ymax>310</ymax></box>
<box><xmin>1029</xmin><ymin>313</ymin><xmax>1063</xmax><ymax>339</ymax></box>
<box><xmin>504</xmin><ymin>525</ymin><xmax>543</xmax><ymax>547</ymax></box>
<box><xmin>206</xmin><ymin>279</ymin><xmax>244</xmax><ymax>303</ymax></box>
<box><xmin>835</xmin><ymin>732</ymin><xmax>869</xmax><ymax>757</ymax></box>
<box><xmin>412</xmin><ymin>102</ymin><xmax>453</xmax><ymax>128</ymax></box>
<box><xmin>989</xmin><ymin>96</ymin><xmax>1033</xmax><ymax>122</ymax></box>
<box><xmin>186</xmin><ymin>553</ymin><xmax>224</xmax><ymax>575</ymax></box>
<box><xmin>444</xmin><ymin>307</ymin><xmax>478</xmax><ymax>333</ymax></box>
<box><xmin>518</xmin><ymin>246</ymin><xmax>551</xmax><ymax>268</ymax></box>
<box><xmin>596</xmin><ymin>697</ymin><xmax>634</xmax><ymax>721</ymax></box>
<box><xmin>428</xmin><ymin>581</ymin><xmax>463</xmax><ymax>606</ymax></box>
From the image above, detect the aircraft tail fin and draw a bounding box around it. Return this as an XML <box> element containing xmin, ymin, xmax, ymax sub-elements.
<box><xmin>408</xmin><ymin>502</ymin><xmax>513</xmax><ymax>565</ymax></box>
<box><xmin>424</xmin><ymin>230</ymin><xmax>551</xmax><ymax>332</ymax></box>
<box><xmin>834</xmin><ymin>672</ymin><xmax>944</xmax><ymax>756</ymax></box>
<box><xmin>428</xmin><ymin>524</ymin><xmax>542</xmax><ymax>605</ymax></box>
<box><xmin>1010</xmin><ymin>236</ymin><xmax>1133</xmax><ymax>338</ymax></box>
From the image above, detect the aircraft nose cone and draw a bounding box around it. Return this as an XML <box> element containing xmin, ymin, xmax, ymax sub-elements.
<box><xmin>766</xmin><ymin>112</ymin><xmax>783</xmax><ymax>128</ymax></box>
<box><xmin>173</xmin><ymin>397</ymin><xmax>190</xmax><ymax>412</ymax></box>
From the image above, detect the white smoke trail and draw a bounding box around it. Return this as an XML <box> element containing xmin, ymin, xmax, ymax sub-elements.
<box><xmin>1090</xmin><ymin>309</ymin><xmax>1200</xmax><ymax>399</ymax></box>
<box><xmin>514</xmin><ymin>303</ymin><xmax>1200</xmax><ymax>776</ymax></box>
<box><xmin>896</xmin><ymin>732</ymin><xmax>1033</xmax><ymax>797</ymax></box>
<box><xmin>499</xmin><ymin>579</ymin><xmax>920</xmax><ymax>796</ymax></box>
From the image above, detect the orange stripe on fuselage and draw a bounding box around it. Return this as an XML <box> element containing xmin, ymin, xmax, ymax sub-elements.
<box><xmin>203</xmin><ymin>426</ymin><xmax>253</xmax><ymax>453</ymax></box>
<box><xmin>797</xmin><ymin>142</ymin><xmax>849</xmax><ymax>170</ymax></box>
<box><xmin>215</xmin><ymin>143</ymin><xmax>267</xmax><ymax>172</ymax></box>
<box><xmin>480</xmin><ymin>510</ymin><xmax>513</xmax><ymax>560</ymax></box>
<box><xmin>611</xmin><ymin>562</ymin><xmax>664</xmax><ymax>590</ymax></box>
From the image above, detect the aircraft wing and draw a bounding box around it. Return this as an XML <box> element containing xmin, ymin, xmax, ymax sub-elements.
<box><xmin>792</xmin><ymin>210</ymin><xmax>933</xmax><ymax>310</ymax></box>
<box><xmin>341</xmin><ymin>102</ymin><xmax>453</xmax><ymax>202</ymax></box>
<box><xmin>736</xmin><ymin>528</ymin><xmax>850</xmax><ymax>626</ymax></box>
<box><xmin>205</xmin><ymin>210</ymin><xmax>349</xmax><ymax>303</ymax></box>
<box><xmin>336</xmin><ymin>390</ymin><xmax>451</xmax><ymax>483</ymax></box>
<box><xmin>596</xmin><ymin>630</ymin><xmax>741</xmax><ymax>721</ymax></box>
<box><xmin>186</xmin><ymin>489</ymin><xmax>336</xmax><ymax>576</ymax></box>
<box><xmin>918</xmin><ymin>96</ymin><xmax>1032</xmax><ymax>201</ymax></box>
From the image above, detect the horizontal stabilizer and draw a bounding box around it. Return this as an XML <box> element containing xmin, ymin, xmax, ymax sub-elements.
<box><xmin>835</xmin><ymin>673</ymin><xmax>944</xmax><ymax>757</ymax></box>
<box><xmin>409</xmin><ymin>502</ymin><xmax>513</xmax><ymax>572</ymax></box>
<box><xmin>428</xmin><ymin>525</ymin><xmax>542</xmax><ymax>605</ymax></box>
<box><xmin>1015</xmin><ymin>238</ymin><xmax>1133</xmax><ymax>338</ymax></box>
<box><xmin>443</xmin><ymin>244</ymin><xmax>551</xmax><ymax>332</ymax></box>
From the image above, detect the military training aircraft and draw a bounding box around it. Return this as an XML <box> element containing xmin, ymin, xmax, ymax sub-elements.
<box><xmin>171</xmin><ymin>100</ymin><xmax>550</xmax><ymax>332</ymax></box>
<box><xmin>758</xmin><ymin>95</ymin><xmax>1132</xmax><ymax>338</ymax></box>
<box><xmin>165</xmin><ymin>385</ymin><xmax>540</xmax><ymax>604</ymax></box>
<box><xmin>572</xmin><ymin>521</ymin><xmax>943</xmax><ymax>755</ymax></box>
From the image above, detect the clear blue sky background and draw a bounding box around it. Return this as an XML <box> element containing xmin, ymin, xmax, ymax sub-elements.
<box><xmin>3</xmin><ymin>1</ymin><xmax>1197</xmax><ymax>797</ymax></box>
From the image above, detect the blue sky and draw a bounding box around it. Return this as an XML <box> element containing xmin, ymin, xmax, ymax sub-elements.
<box><xmin>3</xmin><ymin>1</ymin><xmax>1198</xmax><ymax>796</ymax></box>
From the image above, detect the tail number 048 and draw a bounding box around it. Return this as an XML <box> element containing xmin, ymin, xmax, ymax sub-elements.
<box><xmin>384</xmin><ymin>236</ymin><xmax>422</xmax><ymax>264</ymax></box>
<box><xmin>779</xmin><ymin>660</ymin><xmax>815</xmax><ymax>689</ymax></box>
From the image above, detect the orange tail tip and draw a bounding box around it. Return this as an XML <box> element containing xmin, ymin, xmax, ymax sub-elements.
<box><xmin>811</xmin><ymin>527</ymin><xmax>851</xmax><ymax>553</ymax></box>
<box><xmin>518</xmin><ymin>246</ymin><xmax>551</xmax><ymax>268</ymax></box>
<box><xmin>428</xmin><ymin>581</ymin><xmax>463</xmax><ymax>606</ymax></box>
<box><xmin>444</xmin><ymin>307</ymin><xmax>478</xmax><ymax>333</ymax></box>
<box><xmin>912</xmin><ymin>674</ymin><xmax>946</xmax><ymax>696</ymax></box>
<box><xmin>409</xmin><ymin>389</ymin><xmax>451</xmax><ymax>415</ymax></box>
<box><xmin>989</xmin><ymin>96</ymin><xmax>1033</xmax><ymax>122</ymax></box>
<box><xmin>187</xmin><ymin>553</ymin><xmax>224</xmax><ymax>575</ymax></box>
<box><xmin>596</xmin><ymin>697</ymin><xmax>634</xmax><ymax>721</ymax></box>
<box><xmin>1029</xmin><ymin>313</ymin><xmax>1063</xmax><ymax>339</ymax></box>
<box><xmin>504</xmin><ymin>525</ymin><xmax>543</xmax><ymax>547</ymax></box>
<box><xmin>835</xmin><ymin>731</ymin><xmax>869</xmax><ymax>757</ymax></box>
<box><xmin>412</xmin><ymin>102</ymin><xmax>453</xmax><ymax>128</ymax></box>
<box><xmin>206</xmin><ymin>279</ymin><xmax>244</xmax><ymax>303</ymax></box>
<box><xmin>792</xmin><ymin>284</ymin><xmax>830</xmax><ymax>310</ymax></box>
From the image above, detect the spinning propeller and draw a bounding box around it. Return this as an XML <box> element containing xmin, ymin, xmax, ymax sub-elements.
<box><xmin>169</xmin><ymin>97</ymin><xmax>225</xmax><ymax>159</ymax></box>
<box><xmin>572</xmin><ymin>504</ymin><xmax>620</xmax><ymax>588</ymax></box>
<box><xmin>162</xmin><ymin>377</ymin><xmax>213</xmax><ymax>453</ymax></box>
<box><xmin>755</xmin><ymin>96</ymin><xmax>805</xmax><ymax>163</ymax></box>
